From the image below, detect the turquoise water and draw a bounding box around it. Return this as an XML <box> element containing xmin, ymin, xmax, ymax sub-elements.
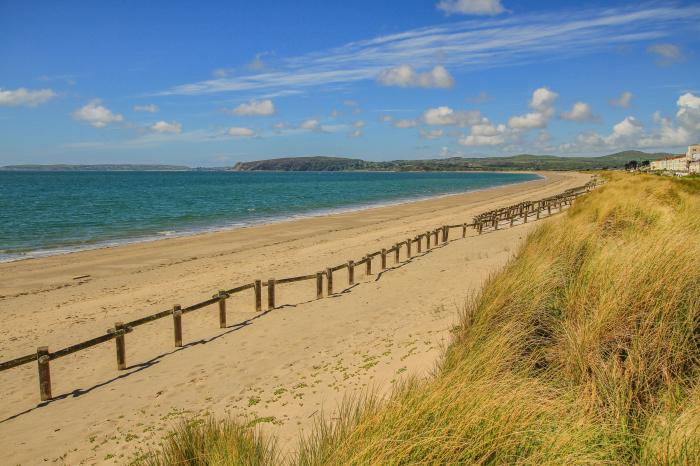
<box><xmin>0</xmin><ymin>171</ymin><xmax>540</xmax><ymax>262</ymax></box>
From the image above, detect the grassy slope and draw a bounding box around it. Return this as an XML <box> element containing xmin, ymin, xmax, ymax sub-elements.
<box><xmin>137</xmin><ymin>173</ymin><xmax>700</xmax><ymax>465</ymax></box>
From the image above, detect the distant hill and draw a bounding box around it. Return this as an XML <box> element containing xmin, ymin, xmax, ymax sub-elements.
<box><xmin>232</xmin><ymin>151</ymin><xmax>673</xmax><ymax>172</ymax></box>
<box><xmin>0</xmin><ymin>164</ymin><xmax>190</xmax><ymax>171</ymax></box>
<box><xmin>231</xmin><ymin>156</ymin><xmax>369</xmax><ymax>172</ymax></box>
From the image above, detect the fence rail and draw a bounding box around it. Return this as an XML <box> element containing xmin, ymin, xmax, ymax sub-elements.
<box><xmin>0</xmin><ymin>178</ymin><xmax>597</xmax><ymax>402</ymax></box>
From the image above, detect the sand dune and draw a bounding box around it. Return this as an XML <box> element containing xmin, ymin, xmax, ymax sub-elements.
<box><xmin>0</xmin><ymin>171</ymin><xmax>589</xmax><ymax>465</ymax></box>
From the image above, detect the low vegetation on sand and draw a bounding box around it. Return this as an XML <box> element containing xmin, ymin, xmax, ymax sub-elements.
<box><xmin>136</xmin><ymin>172</ymin><xmax>700</xmax><ymax>465</ymax></box>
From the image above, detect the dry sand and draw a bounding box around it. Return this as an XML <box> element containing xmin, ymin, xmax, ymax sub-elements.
<box><xmin>0</xmin><ymin>171</ymin><xmax>590</xmax><ymax>465</ymax></box>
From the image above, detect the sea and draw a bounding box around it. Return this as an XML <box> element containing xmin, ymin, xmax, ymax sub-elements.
<box><xmin>0</xmin><ymin>170</ymin><xmax>541</xmax><ymax>262</ymax></box>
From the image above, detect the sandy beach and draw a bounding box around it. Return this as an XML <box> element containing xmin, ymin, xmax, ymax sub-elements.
<box><xmin>0</xmin><ymin>171</ymin><xmax>590</xmax><ymax>465</ymax></box>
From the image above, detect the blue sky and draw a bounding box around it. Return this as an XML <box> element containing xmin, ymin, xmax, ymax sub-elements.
<box><xmin>1</xmin><ymin>0</ymin><xmax>699</xmax><ymax>166</ymax></box>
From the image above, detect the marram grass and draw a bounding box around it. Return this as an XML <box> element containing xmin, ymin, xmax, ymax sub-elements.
<box><xmin>135</xmin><ymin>172</ymin><xmax>700</xmax><ymax>465</ymax></box>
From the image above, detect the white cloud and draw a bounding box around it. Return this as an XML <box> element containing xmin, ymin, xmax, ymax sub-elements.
<box><xmin>636</xmin><ymin>93</ymin><xmax>700</xmax><ymax>148</ymax></box>
<box><xmin>352</xmin><ymin>120</ymin><xmax>366</xmax><ymax>128</ymax></box>
<box><xmin>647</xmin><ymin>43</ymin><xmax>685</xmax><ymax>66</ymax></box>
<box><xmin>72</xmin><ymin>100</ymin><xmax>124</xmax><ymax>128</ymax></box>
<box><xmin>381</xmin><ymin>115</ymin><xmax>393</xmax><ymax>122</ymax></box>
<box><xmin>561</xmin><ymin>102</ymin><xmax>597</xmax><ymax>122</ymax></box>
<box><xmin>508</xmin><ymin>112</ymin><xmax>548</xmax><ymax>129</ymax></box>
<box><xmin>378</xmin><ymin>65</ymin><xmax>454</xmax><ymax>88</ymax></box>
<box><xmin>638</xmin><ymin>113</ymin><xmax>689</xmax><ymax>148</ymax></box>
<box><xmin>230</xmin><ymin>99</ymin><xmax>276</xmax><ymax>116</ymax></box>
<box><xmin>393</xmin><ymin>119</ymin><xmax>418</xmax><ymax>128</ymax></box>
<box><xmin>508</xmin><ymin>87</ymin><xmax>558</xmax><ymax>129</ymax></box>
<box><xmin>563</xmin><ymin>92</ymin><xmax>700</xmax><ymax>152</ymax></box>
<box><xmin>150</xmin><ymin>120</ymin><xmax>182</xmax><ymax>134</ymax></box>
<box><xmin>437</xmin><ymin>0</ymin><xmax>506</xmax><ymax>16</ymax></box>
<box><xmin>0</xmin><ymin>87</ymin><xmax>56</xmax><ymax>107</ymax></box>
<box><xmin>608</xmin><ymin>116</ymin><xmax>643</xmax><ymax>143</ymax></box>
<box><xmin>530</xmin><ymin>87</ymin><xmax>558</xmax><ymax>114</ymax></box>
<box><xmin>420</xmin><ymin>129</ymin><xmax>444</xmax><ymax>139</ymax></box>
<box><xmin>134</xmin><ymin>104</ymin><xmax>159</xmax><ymax>113</ymax></box>
<box><xmin>422</xmin><ymin>106</ymin><xmax>483</xmax><ymax>126</ymax></box>
<box><xmin>158</xmin><ymin>5</ymin><xmax>700</xmax><ymax>97</ymax></box>
<box><xmin>213</xmin><ymin>68</ymin><xmax>229</xmax><ymax>78</ymax></box>
<box><xmin>227</xmin><ymin>127</ymin><xmax>255</xmax><ymax>137</ymax></box>
<box><xmin>459</xmin><ymin>122</ymin><xmax>508</xmax><ymax>146</ymax></box>
<box><xmin>300</xmin><ymin>119</ymin><xmax>321</xmax><ymax>131</ymax></box>
<box><xmin>609</xmin><ymin>91</ymin><xmax>633</xmax><ymax>108</ymax></box>
<box><xmin>675</xmin><ymin>92</ymin><xmax>700</xmax><ymax>131</ymax></box>
<box><xmin>564</xmin><ymin>116</ymin><xmax>643</xmax><ymax>150</ymax></box>
<box><xmin>350</xmin><ymin>129</ymin><xmax>363</xmax><ymax>138</ymax></box>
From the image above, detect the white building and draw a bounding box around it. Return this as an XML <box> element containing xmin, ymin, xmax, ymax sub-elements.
<box><xmin>649</xmin><ymin>144</ymin><xmax>700</xmax><ymax>174</ymax></box>
<box><xmin>650</xmin><ymin>155</ymin><xmax>689</xmax><ymax>172</ymax></box>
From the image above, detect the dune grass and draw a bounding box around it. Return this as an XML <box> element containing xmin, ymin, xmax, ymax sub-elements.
<box><xmin>135</xmin><ymin>172</ymin><xmax>700</xmax><ymax>465</ymax></box>
<box><xmin>133</xmin><ymin>417</ymin><xmax>279</xmax><ymax>466</ymax></box>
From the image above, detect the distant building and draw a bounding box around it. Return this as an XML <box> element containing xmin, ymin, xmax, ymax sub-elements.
<box><xmin>649</xmin><ymin>144</ymin><xmax>700</xmax><ymax>174</ymax></box>
<box><xmin>650</xmin><ymin>155</ymin><xmax>689</xmax><ymax>172</ymax></box>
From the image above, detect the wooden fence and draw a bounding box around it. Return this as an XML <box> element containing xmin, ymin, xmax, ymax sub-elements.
<box><xmin>0</xmin><ymin>179</ymin><xmax>597</xmax><ymax>402</ymax></box>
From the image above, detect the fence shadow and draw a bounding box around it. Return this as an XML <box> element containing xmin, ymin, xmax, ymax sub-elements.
<box><xmin>0</xmin><ymin>309</ymin><xmax>275</xmax><ymax>424</ymax></box>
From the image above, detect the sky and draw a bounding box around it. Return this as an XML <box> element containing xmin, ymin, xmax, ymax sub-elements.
<box><xmin>1</xmin><ymin>0</ymin><xmax>699</xmax><ymax>167</ymax></box>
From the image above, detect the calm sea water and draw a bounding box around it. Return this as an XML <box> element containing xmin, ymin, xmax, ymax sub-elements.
<box><xmin>0</xmin><ymin>171</ymin><xmax>540</xmax><ymax>262</ymax></box>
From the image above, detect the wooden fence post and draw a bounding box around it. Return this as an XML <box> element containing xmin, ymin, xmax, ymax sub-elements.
<box><xmin>406</xmin><ymin>238</ymin><xmax>412</xmax><ymax>257</ymax></box>
<box><xmin>115</xmin><ymin>322</ymin><xmax>126</xmax><ymax>371</ymax></box>
<box><xmin>537</xmin><ymin>205</ymin><xmax>541</xmax><ymax>219</ymax></box>
<box><xmin>478</xmin><ymin>221</ymin><xmax>483</xmax><ymax>234</ymax></box>
<box><xmin>348</xmin><ymin>260</ymin><xmax>354</xmax><ymax>285</ymax></box>
<box><xmin>394</xmin><ymin>244</ymin><xmax>400</xmax><ymax>263</ymax></box>
<box><xmin>217</xmin><ymin>290</ymin><xmax>227</xmax><ymax>328</ymax></box>
<box><xmin>173</xmin><ymin>304</ymin><xmax>182</xmax><ymax>347</ymax></box>
<box><xmin>326</xmin><ymin>268</ymin><xmax>333</xmax><ymax>295</ymax></box>
<box><xmin>523</xmin><ymin>206</ymin><xmax>528</xmax><ymax>223</ymax></box>
<box><xmin>316</xmin><ymin>272</ymin><xmax>323</xmax><ymax>299</ymax></box>
<box><xmin>365</xmin><ymin>255</ymin><xmax>372</xmax><ymax>275</ymax></box>
<box><xmin>254</xmin><ymin>280</ymin><xmax>262</xmax><ymax>312</ymax></box>
<box><xmin>267</xmin><ymin>278</ymin><xmax>276</xmax><ymax>310</ymax></box>
<box><xmin>37</xmin><ymin>346</ymin><xmax>51</xmax><ymax>401</ymax></box>
<box><xmin>426</xmin><ymin>231</ymin><xmax>431</xmax><ymax>249</ymax></box>
<box><xmin>417</xmin><ymin>235</ymin><xmax>422</xmax><ymax>253</ymax></box>
<box><xmin>463</xmin><ymin>223</ymin><xmax>467</xmax><ymax>238</ymax></box>
<box><xmin>443</xmin><ymin>225</ymin><xmax>449</xmax><ymax>242</ymax></box>
<box><xmin>381</xmin><ymin>249</ymin><xmax>387</xmax><ymax>269</ymax></box>
<box><xmin>548</xmin><ymin>202</ymin><xmax>552</xmax><ymax>215</ymax></box>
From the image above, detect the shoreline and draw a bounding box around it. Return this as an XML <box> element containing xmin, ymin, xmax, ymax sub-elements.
<box><xmin>0</xmin><ymin>170</ymin><xmax>589</xmax><ymax>465</ymax></box>
<box><xmin>1</xmin><ymin>171</ymin><xmax>543</xmax><ymax>264</ymax></box>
